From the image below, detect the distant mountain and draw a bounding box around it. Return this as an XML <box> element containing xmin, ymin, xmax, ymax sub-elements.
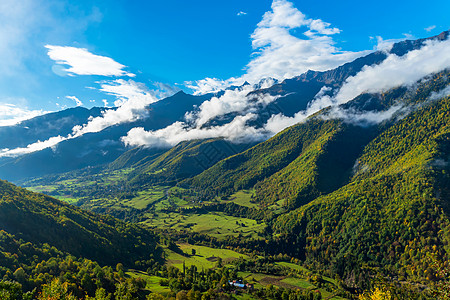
<box><xmin>188</xmin><ymin>69</ymin><xmax>450</xmax><ymax>205</ymax></box>
<box><xmin>0</xmin><ymin>91</ymin><xmax>211</xmax><ymax>181</ymax></box>
<box><xmin>0</xmin><ymin>31</ymin><xmax>448</xmax><ymax>183</ymax></box>
<box><xmin>0</xmin><ymin>106</ymin><xmax>106</xmax><ymax>149</ymax></box>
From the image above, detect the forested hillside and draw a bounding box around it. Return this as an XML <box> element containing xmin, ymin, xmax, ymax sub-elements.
<box><xmin>0</xmin><ymin>179</ymin><xmax>161</xmax><ymax>267</ymax></box>
<box><xmin>273</xmin><ymin>95</ymin><xmax>450</xmax><ymax>287</ymax></box>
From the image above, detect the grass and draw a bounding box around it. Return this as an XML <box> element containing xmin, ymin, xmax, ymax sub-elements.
<box><xmin>143</xmin><ymin>212</ymin><xmax>266</xmax><ymax>240</ymax></box>
<box><xmin>221</xmin><ymin>190</ymin><xmax>259</xmax><ymax>208</ymax></box>
<box><xmin>276</xmin><ymin>262</ymin><xmax>309</xmax><ymax>272</ymax></box>
<box><xmin>165</xmin><ymin>243</ymin><xmax>249</xmax><ymax>270</ymax></box>
<box><xmin>53</xmin><ymin>195</ymin><xmax>79</xmax><ymax>205</ymax></box>
<box><xmin>123</xmin><ymin>187</ymin><xmax>168</xmax><ymax>210</ymax></box>
<box><xmin>280</xmin><ymin>277</ymin><xmax>316</xmax><ymax>289</ymax></box>
<box><xmin>126</xmin><ymin>271</ymin><xmax>170</xmax><ymax>294</ymax></box>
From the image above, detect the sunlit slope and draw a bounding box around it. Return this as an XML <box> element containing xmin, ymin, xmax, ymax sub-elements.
<box><xmin>273</xmin><ymin>96</ymin><xmax>450</xmax><ymax>282</ymax></box>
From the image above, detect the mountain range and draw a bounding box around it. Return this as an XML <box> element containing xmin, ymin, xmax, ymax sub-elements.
<box><xmin>1</xmin><ymin>31</ymin><xmax>448</xmax><ymax>182</ymax></box>
<box><xmin>1</xmin><ymin>31</ymin><xmax>450</xmax><ymax>299</ymax></box>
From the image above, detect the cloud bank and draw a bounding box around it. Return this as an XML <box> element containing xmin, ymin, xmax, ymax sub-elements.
<box><xmin>125</xmin><ymin>33</ymin><xmax>450</xmax><ymax>149</ymax></box>
<box><xmin>122</xmin><ymin>114</ymin><xmax>268</xmax><ymax>149</ymax></box>
<box><xmin>266</xmin><ymin>37</ymin><xmax>450</xmax><ymax>133</ymax></box>
<box><xmin>72</xmin><ymin>79</ymin><xmax>159</xmax><ymax>137</ymax></box>
<box><xmin>0</xmin><ymin>136</ymin><xmax>65</xmax><ymax>158</ymax></box>
<box><xmin>46</xmin><ymin>45</ymin><xmax>135</xmax><ymax>77</ymax></box>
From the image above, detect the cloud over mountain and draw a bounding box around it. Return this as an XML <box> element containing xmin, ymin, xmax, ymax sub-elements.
<box><xmin>0</xmin><ymin>103</ymin><xmax>48</xmax><ymax>127</ymax></box>
<box><xmin>124</xmin><ymin>34</ymin><xmax>450</xmax><ymax>149</ymax></box>
<box><xmin>187</xmin><ymin>0</ymin><xmax>370</xmax><ymax>94</ymax></box>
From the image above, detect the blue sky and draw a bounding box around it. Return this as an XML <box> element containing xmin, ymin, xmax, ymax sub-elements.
<box><xmin>0</xmin><ymin>0</ymin><xmax>449</xmax><ymax>125</ymax></box>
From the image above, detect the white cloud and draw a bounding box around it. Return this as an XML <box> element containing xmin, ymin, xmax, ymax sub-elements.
<box><xmin>186</xmin><ymin>83</ymin><xmax>279</xmax><ymax>128</ymax></box>
<box><xmin>66</xmin><ymin>95</ymin><xmax>83</xmax><ymax>107</ymax></box>
<box><xmin>322</xmin><ymin>105</ymin><xmax>408</xmax><ymax>126</ymax></box>
<box><xmin>184</xmin><ymin>77</ymin><xmax>238</xmax><ymax>95</ymax></box>
<box><xmin>121</xmin><ymin>114</ymin><xmax>268</xmax><ymax>149</ymax></box>
<box><xmin>102</xmin><ymin>99</ymin><xmax>109</xmax><ymax>107</ymax></box>
<box><xmin>425</xmin><ymin>25</ymin><xmax>436</xmax><ymax>32</ymax></box>
<box><xmin>429</xmin><ymin>85</ymin><xmax>450</xmax><ymax>101</ymax></box>
<box><xmin>72</xmin><ymin>79</ymin><xmax>159</xmax><ymax>137</ymax></box>
<box><xmin>237</xmin><ymin>11</ymin><xmax>247</xmax><ymax>16</ymax></box>
<box><xmin>46</xmin><ymin>45</ymin><xmax>135</xmax><ymax>77</ymax></box>
<box><xmin>0</xmin><ymin>79</ymin><xmax>160</xmax><ymax>157</ymax></box>
<box><xmin>122</xmin><ymin>81</ymin><xmax>280</xmax><ymax>148</ymax></box>
<box><xmin>187</xmin><ymin>0</ymin><xmax>370</xmax><ymax>94</ymax></box>
<box><xmin>372</xmin><ymin>34</ymin><xmax>414</xmax><ymax>51</ymax></box>
<box><xmin>0</xmin><ymin>103</ymin><xmax>48</xmax><ymax>127</ymax></box>
<box><xmin>0</xmin><ymin>136</ymin><xmax>65</xmax><ymax>158</ymax></box>
<box><xmin>262</xmin><ymin>37</ymin><xmax>450</xmax><ymax>133</ymax></box>
<box><xmin>332</xmin><ymin>38</ymin><xmax>450</xmax><ymax>106</ymax></box>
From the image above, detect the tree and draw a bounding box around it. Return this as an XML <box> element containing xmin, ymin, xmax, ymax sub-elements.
<box><xmin>38</xmin><ymin>278</ymin><xmax>77</xmax><ymax>300</ymax></box>
<box><xmin>359</xmin><ymin>286</ymin><xmax>392</xmax><ymax>300</ymax></box>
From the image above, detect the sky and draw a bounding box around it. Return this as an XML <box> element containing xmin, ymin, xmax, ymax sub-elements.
<box><xmin>0</xmin><ymin>0</ymin><xmax>449</xmax><ymax>126</ymax></box>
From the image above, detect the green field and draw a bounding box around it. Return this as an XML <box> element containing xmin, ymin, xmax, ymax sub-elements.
<box><xmin>126</xmin><ymin>271</ymin><xmax>171</xmax><ymax>295</ymax></box>
<box><xmin>165</xmin><ymin>243</ymin><xmax>249</xmax><ymax>269</ymax></box>
<box><xmin>143</xmin><ymin>211</ymin><xmax>266</xmax><ymax>239</ymax></box>
<box><xmin>122</xmin><ymin>187</ymin><xmax>168</xmax><ymax>210</ymax></box>
<box><xmin>221</xmin><ymin>190</ymin><xmax>259</xmax><ymax>208</ymax></box>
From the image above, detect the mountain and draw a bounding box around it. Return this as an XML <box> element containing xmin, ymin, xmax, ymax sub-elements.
<box><xmin>0</xmin><ymin>91</ymin><xmax>211</xmax><ymax>181</ymax></box>
<box><xmin>4</xmin><ymin>31</ymin><xmax>450</xmax><ymax>299</ymax></box>
<box><xmin>1</xmin><ymin>32</ymin><xmax>448</xmax><ymax>183</ymax></box>
<box><xmin>250</xmin><ymin>30</ymin><xmax>450</xmax><ymax>119</ymax></box>
<box><xmin>120</xmin><ymin>138</ymin><xmax>254</xmax><ymax>187</ymax></box>
<box><xmin>273</xmin><ymin>92</ymin><xmax>450</xmax><ymax>286</ymax></box>
<box><xmin>178</xmin><ymin>69</ymin><xmax>450</xmax><ymax>287</ymax></box>
<box><xmin>0</xmin><ymin>106</ymin><xmax>106</xmax><ymax>150</ymax></box>
<box><xmin>0</xmin><ymin>179</ymin><xmax>161</xmax><ymax>267</ymax></box>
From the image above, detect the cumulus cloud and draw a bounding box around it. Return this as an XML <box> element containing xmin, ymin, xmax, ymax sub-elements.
<box><xmin>122</xmin><ymin>81</ymin><xmax>281</xmax><ymax>148</ymax></box>
<box><xmin>72</xmin><ymin>79</ymin><xmax>159</xmax><ymax>137</ymax></box>
<box><xmin>186</xmin><ymin>83</ymin><xmax>279</xmax><ymax>127</ymax></box>
<box><xmin>237</xmin><ymin>11</ymin><xmax>247</xmax><ymax>16</ymax></box>
<box><xmin>262</xmin><ymin>37</ymin><xmax>450</xmax><ymax>133</ymax></box>
<box><xmin>122</xmin><ymin>114</ymin><xmax>269</xmax><ymax>149</ymax></box>
<box><xmin>187</xmin><ymin>0</ymin><xmax>370</xmax><ymax>94</ymax></box>
<box><xmin>46</xmin><ymin>45</ymin><xmax>135</xmax><ymax>77</ymax></box>
<box><xmin>332</xmin><ymin>38</ymin><xmax>450</xmax><ymax>105</ymax></box>
<box><xmin>0</xmin><ymin>103</ymin><xmax>49</xmax><ymax>127</ymax></box>
<box><xmin>66</xmin><ymin>95</ymin><xmax>83</xmax><ymax>107</ymax></box>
